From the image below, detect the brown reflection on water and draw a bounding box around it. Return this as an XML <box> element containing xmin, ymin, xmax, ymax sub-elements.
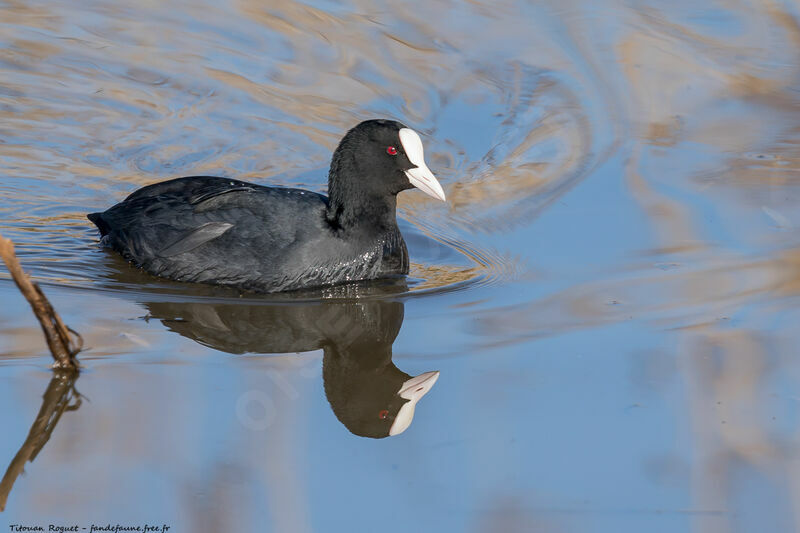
<box><xmin>2</xmin><ymin>0</ymin><xmax>800</xmax><ymax>528</ymax></box>
<box><xmin>0</xmin><ymin>0</ymin><xmax>604</xmax><ymax>229</ymax></box>
<box><xmin>614</xmin><ymin>6</ymin><xmax>800</xmax><ymax>524</ymax></box>
<box><xmin>679</xmin><ymin>331</ymin><xmax>795</xmax><ymax>532</ymax></box>
<box><xmin>475</xmin><ymin>243</ymin><xmax>800</xmax><ymax>344</ymax></box>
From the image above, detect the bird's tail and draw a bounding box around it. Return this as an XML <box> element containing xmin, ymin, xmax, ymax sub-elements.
<box><xmin>87</xmin><ymin>212</ymin><xmax>110</xmax><ymax>236</ymax></box>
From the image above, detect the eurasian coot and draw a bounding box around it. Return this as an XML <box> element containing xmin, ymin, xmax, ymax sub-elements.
<box><xmin>88</xmin><ymin>119</ymin><xmax>446</xmax><ymax>292</ymax></box>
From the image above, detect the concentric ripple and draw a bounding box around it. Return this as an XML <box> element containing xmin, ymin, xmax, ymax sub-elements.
<box><xmin>0</xmin><ymin>0</ymin><xmax>604</xmax><ymax>304</ymax></box>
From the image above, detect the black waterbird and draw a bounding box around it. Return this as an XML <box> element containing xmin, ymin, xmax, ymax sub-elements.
<box><xmin>88</xmin><ymin>120</ymin><xmax>446</xmax><ymax>292</ymax></box>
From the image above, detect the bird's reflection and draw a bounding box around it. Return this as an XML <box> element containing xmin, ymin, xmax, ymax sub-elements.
<box><xmin>0</xmin><ymin>369</ymin><xmax>82</xmax><ymax>511</ymax></box>
<box><xmin>143</xmin><ymin>291</ymin><xmax>439</xmax><ymax>438</ymax></box>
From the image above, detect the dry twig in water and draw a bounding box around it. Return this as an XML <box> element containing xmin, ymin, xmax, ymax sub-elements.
<box><xmin>0</xmin><ymin>233</ymin><xmax>82</xmax><ymax>369</ymax></box>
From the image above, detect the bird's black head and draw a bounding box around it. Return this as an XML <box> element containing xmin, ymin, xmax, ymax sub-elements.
<box><xmin>326</xmin><ymin>119</ymin><xmax>446</xmax><ymax>229</ymax></box>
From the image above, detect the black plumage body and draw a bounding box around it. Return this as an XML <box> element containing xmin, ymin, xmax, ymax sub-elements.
<box><xmin>89</xmin><ymin>175</ymin><xmax>408</xmax><ymax>292</ymax></box>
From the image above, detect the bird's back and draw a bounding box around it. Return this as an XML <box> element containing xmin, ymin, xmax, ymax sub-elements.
<box><xmin>89</xmin><ymin>176</ymin><xmax>333</xmax><ymax>291</ymax></box>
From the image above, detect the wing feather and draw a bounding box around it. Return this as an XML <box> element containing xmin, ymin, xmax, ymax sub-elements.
<box><xmin>158</xmin><ymin>221</ymin><xmax>235</xmax><ymax>257</ymax></box>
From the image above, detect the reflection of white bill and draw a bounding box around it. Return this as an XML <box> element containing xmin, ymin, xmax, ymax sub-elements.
<box><xmin>390</xmin><ymin>370</ymin><xmax>441</xmax><ymax>436</ymax></box>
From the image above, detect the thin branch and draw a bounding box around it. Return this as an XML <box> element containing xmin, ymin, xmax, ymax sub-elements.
<box><xmin>0</xmin><ymin>233</ymin><xmax>81</xmax><ymax>369</ymax></box>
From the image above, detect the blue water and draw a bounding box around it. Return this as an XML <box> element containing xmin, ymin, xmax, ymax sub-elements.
<box><xmin>3</xmin><ymin>0</ymin><xmax>800</xmax><ymax>531</ymax></box>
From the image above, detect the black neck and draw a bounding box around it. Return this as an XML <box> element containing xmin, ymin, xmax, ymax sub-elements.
<box><xmin>326</xmin><ymin>188</ymin><xmax>398</xmax><ymax>232</ymax></box>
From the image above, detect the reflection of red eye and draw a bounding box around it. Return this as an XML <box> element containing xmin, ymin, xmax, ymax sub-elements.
<box><xmin>379</xmin><ymin>409</ymin><xmax>389</xmax><ymax>419</ymax></box>
<box><xmin>386</xmin><ymin>146</ymin><xmax>397</xmax><ymax>155</ymax></box>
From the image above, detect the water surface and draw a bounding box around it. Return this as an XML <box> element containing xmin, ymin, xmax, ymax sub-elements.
<box><xmin>2</xmin><ymin>0</ymin><xmax>800</xmax><ymax>531</ymax></box>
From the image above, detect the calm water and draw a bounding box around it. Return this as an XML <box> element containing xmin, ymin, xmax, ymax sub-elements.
<box><xmin>2</xmin><ymin>0</ymin><xmax>800</xmax><ymax>531</ymax></box>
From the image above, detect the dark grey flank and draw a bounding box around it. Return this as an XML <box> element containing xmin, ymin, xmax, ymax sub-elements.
<box><xmin>88</xmin><ymin>120</ymin><xmax>431</xmax><ymax>292</ymax></box>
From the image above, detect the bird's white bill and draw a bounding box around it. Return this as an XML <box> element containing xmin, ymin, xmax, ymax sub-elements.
<box><xmin>389</xmin><ymin>370</ymin><xmax>440</xmax><ymax>437</ymax></box>
<box><xmin>399</xmin><ymin>128</ymin><xmax>446</xmax><ymax>202</ymax></box>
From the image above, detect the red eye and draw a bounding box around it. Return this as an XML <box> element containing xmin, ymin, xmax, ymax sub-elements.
<box><xmin>379</xmin><ymin>409</ymin><xmax>389</xmax><ymax>419</ymax></box>
<box><xmin>386</xmin><ymin>146</ymin><xmax>397</xmax><ymax>155</ymax></box>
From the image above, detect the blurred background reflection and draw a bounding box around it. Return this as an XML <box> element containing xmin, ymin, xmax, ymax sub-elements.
<box><xmin>2</xmin><ymin>0</ymin><xmax>800</xmax><ymax>531</ymax></box>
